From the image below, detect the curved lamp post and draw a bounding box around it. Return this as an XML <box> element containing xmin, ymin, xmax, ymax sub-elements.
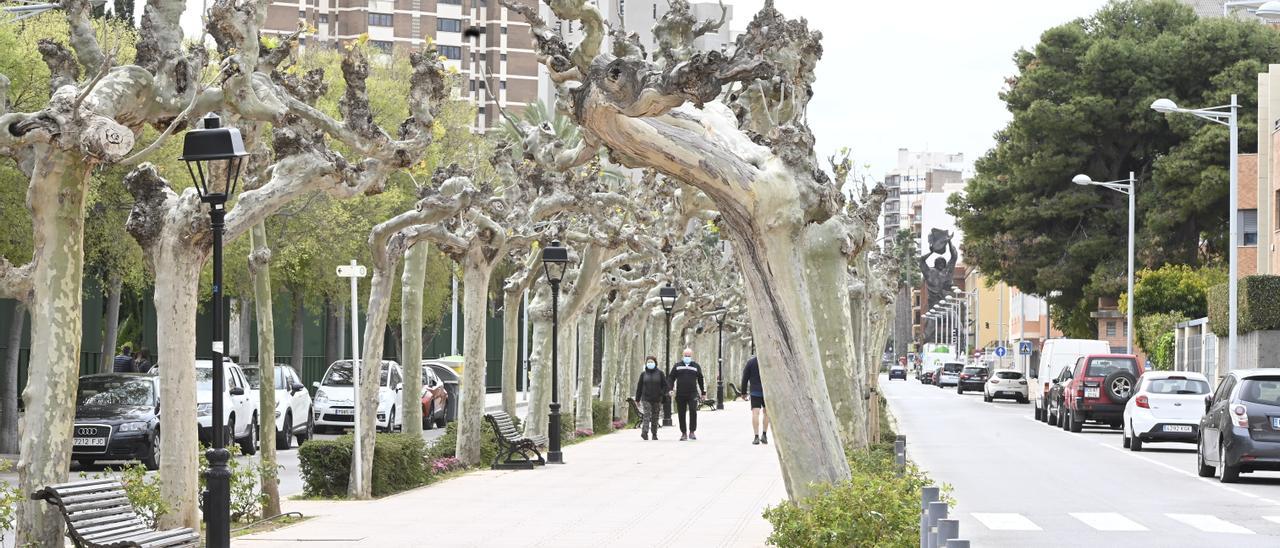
<box><xmin>182</xmin><ymin>113</ymin><xmax>247</xmax><ymax>548</ymax></box>
<box><xmin>541</xmin><ymin>240</ymin><xmax>571</xmax><ymax>464</ymax></box>
<box><xmin>659</xmin><ymin>283</ymin><xmax>678</xmax><ymax>426</ymax></box>
<box><xmin>1073</xmin><ymin>172</ymin><xmax>1135</xmax><ymax>354</ymax></box>
<box><xmin>714</xmin><ymin>307</ymin><xmax>727</xmax><ymax>410</ymax></box>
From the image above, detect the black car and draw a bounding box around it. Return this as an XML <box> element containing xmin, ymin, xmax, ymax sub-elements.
<box><xmin>956</xmin><ymin>366</ymin><xmax>989</xmax><ymax>394</ymax></box>
<box><xmin>1198</xmin><ymin>369</ymin><xmax>1280</xmax><ymax>483</ymax></box>
<box><xmin>73</xmin><ymin>374</ymin><xmax>161</xmax><ymax>470</ymax></box>
<box><xmin>889</xmin><ymin>365</ymin><xmax>908</xmax><ymax>381</ymax></box>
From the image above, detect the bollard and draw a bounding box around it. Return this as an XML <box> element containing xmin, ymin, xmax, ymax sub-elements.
<box><xmin>945</xmin><ymin>540</ymin><xmax>970</xmax><ymax>548</ymax></box>
<box><xmin>920</xmin><ymin>487</ymin><xmax>940</xmax><ymax>548</ymax></box>
<box><xmin>926</xmin><ymin>501</ymin><xmax>949</xmax><ymax>548</ymax></box>
<box><xmin>935</xmin><ymin>518</ymin><xmax>959</xmax><ymax>548</ymax></box>
<box><xmin>894</xmin><ymin>439</ymin><xmax>906</xmax><ymax>474</ymax></box>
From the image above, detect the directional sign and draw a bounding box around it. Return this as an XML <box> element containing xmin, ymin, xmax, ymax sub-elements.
<box><xmin>1019</xmin><ymin>341</ymin><xmax>1033</xmax><ymax>355</ymax></box>
<box><xmin>994</xmin><ymin>346</ymin><xmax>1007</xmax><ymax>358</ymax></box>
<box><xmin>337</xmin><ymin>264</ymin><xmax>367</xmax><ymax>278</ymax></box>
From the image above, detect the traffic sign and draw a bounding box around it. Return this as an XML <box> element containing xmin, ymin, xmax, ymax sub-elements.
<box><xmin>337</xmin><ymin>264</ymin><xmax>367</xmax><ymax>278</ymax></box>
<box><xmin>994</xmin><ymin>346</ymin><xmax>1007</xmax><ymax>358</ymax></box>
<box><xmin>1019</xmin><ymin>341</ymin><xmax>1033</xmax><ymax>355</ymax></box>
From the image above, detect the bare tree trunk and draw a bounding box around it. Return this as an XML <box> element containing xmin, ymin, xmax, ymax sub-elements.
<box><xmin>249</xmin><ymin>223</ymin><xmax>280</xmax><ymax>517</ymax></box>
<box><xmin>337</xmin><ymin>306</ymin><xmax>346</xmax><ymax>361</ymax></box>
<box><xmin>324</xmin><ymin>297</ymin><xmax>339</xmax><ymax>368</ymax></box>
<box><xmin>1</xmin><ymin>301</ymin><xmax>25</xmax><ymax>454</ymax></box>
<box><xmin>598</xmin><ymin>312</ymin><xmax>620</xmax><ymax>413</ymax></box>
<box><xmin>291</xmin><ymin>288</ymin><xmax>305</xmax><ymax>370</ymax></box>
<box><xmin>351</xmin><ymin>261</ymin><xmax>399</xmax><ymax>498</ymax></box>
<box><xmin>500</xmin><ymin>288</ymin><xmax>521</xmax><ymax>417</ymax></box>
<box><xmin>455</xmin><ymin>256</ymin><xmax>493</xmax><ymax>465</ymax></box>
<box><xmin>521</xmin><ymin>287</ymin><xmax>552</xmax><ymax>439</ymax></box>
<box><xmin>574</xmin><ymin>304</ymin><xmax>597</xmax><ymax>430</ymax></box>
<box><xmin>237</xmin><ymin>297</ymin><xmax>253</xmax><ymax>363</ymax></box>
<box><xmin>804</xmin><ymin>219</ymin><xmax>867</xmax><ymax>450</ymax></box>
<box><xmin>400</xmin><ymin>242</ymin><xmax>428</xmax><ymax>438</ymax></box>
<box><xmin>18</xmin><ymin>152</ymin><xmax>94</xmax><ymax>545</ymax></box>
<box><xmin>99</xmin><ymin>273</ymin><xmax>122</xmax><ymax>373</ymax></box>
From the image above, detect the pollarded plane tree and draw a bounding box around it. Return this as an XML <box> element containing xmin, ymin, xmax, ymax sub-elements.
<box><xmin>500</xmin><ymin>0</ymin><xmax>856</xmax><ymax>495</ymax></box>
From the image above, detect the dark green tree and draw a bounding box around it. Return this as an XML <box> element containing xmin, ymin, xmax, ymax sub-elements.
<box><xmin>112</xmin><ymin>0</ymin><xmax>134</xmax><ymax>25</ymax></box>
<box><xmin>950</xmin><ymin>0</ymin><xmax>1280</xmax><ymax>336</ymax></box>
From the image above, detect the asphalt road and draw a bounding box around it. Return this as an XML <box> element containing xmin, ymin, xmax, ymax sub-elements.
<box><xmin>883</xmin><ymin>374</ymin><xmax>1280</xmax><ymax>547</ymax></box>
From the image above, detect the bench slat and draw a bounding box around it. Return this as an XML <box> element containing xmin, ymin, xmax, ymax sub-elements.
<box><xmin>133</xmin><ymin>529</ymin><xmax>201</xmax><ymax>548</ymax></box>
<box><xmin>64</xmin><ymin>492</ymin><xmax>130</xmax><ymax>511</ymax></box>
<box><xmin>61</xmin><ymin>489</ymin><xmax>129</xmax><ymax>507</ymax></box>
<box><xmin>67</xmin><ymin>504</ymin><xmax>136</xmax><ymax>523</ymax></box>
<box><xmin>83</xmin><ymin>523</ymin><xmax>151</xmax><ymax>542</ymax></box>
<box><xmin>45</xmin><ymin>478</ymin><xmax>120</xmax><ymax>494</ymax></box>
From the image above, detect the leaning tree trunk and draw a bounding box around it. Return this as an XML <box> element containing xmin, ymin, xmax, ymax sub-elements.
<box><xmin>574</xmin><ymin>304</ymin><xmax>598</xmax><ymax>430</ymax></box>
<box><xmin>99</xmin><ymin>273</ymin><xmax>123</xmax><ymax>373</ymax></box>
<box><xmin>1</xmin><ymin>301</ymin><xmax>25</xmax><ymax>454</ymax></box>
<box><xmin>17</xmin><ymin>151</ymin><xmax>94</xmax><ymax>545</ymax></box>
<box><xmin>803</xmin><ymin>219</ymin><xmax>868</xmax><ymax>450</ymax></box>
<box><xmin>400</xmin><ymin>242</ymin><xmax>428</xmax><ymax>438</ymax></box>
<box><xmin>455</xmin><ymin>255</ymin><xmax>494</xmax><ymax>466</ymax></box>
<box><xmin>351</xmin><ymin>258</ymin><xmax>400</xmax><ymax>498</ymax></box>
<box><xmin>249</xmin><ymin>223</ymin><xmax>281</xmax><ymax>517</ymax></box>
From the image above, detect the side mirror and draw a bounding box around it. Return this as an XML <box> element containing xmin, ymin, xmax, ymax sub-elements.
<box><xmin>291</xmin><ymin>383</ymin><xmax>305</xmax><ymax>394</ymax></box>
<box><xmin>230</xmin><ymin>386</ymin><xmax>245</xmax><ymax>396</ymax></box>
<box><xmin>312</xmin><ymin>381</ymin><xmax>320</xmax><ymax>389</ymax></box>
<box><xmin>396</xmin><ymin>382</ymin><xmax>404</xmax><ymax>392</ymax></box>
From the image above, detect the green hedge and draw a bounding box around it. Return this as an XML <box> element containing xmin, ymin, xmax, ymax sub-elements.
<box><xmin>424</xmin><ymin>417</ymin><xmax>509</xmax><ymax>465</ymax></box>
<box><xmin>297</xmin><ymin>433</ymin><xmax>427</xmax><ymax>498</ymax></box>
<box><xmin>1208</xmin><ymin>275</ymin><xmax>1280</xmax><ymax>337</ymax></box>
<box><xmin>592</xmin><ymin>400</ymin><xmax>614</xmax><ymax>434</ymax></box>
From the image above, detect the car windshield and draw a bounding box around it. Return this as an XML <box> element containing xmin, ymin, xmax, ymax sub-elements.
<box><xmin>943</xmin><ymin>364</ymin><xmax>964</xmax><ymax>373</ymax></box>
<box><xmin>962</xmin><ymin>367</ymin><xmax>985</xmax><ymax>375</ymax></box>
<box><xmin>241</xmin><ymin>367</ymin><xmax>261</xmax><ymax>390</ymax></box>
<box><xmin>1085</xmin><ymin>358</ymin><xmax>1138</xmax><ymax>377</ymax></box>
<box><xmin>996</xmin><ymin>371</ymin><xmax>1023</xmax><ymax>380</ymax></box>
<box><xmin>77</xmin><ymin>377</ymin><xmax>153</xmax><ymax>407</ymax></box>
<box><xmin>322</xmin><ymin>363</ymin><xmax>390</xmax><ymax>387</ymax></box>
<box><xmin>1147</xmin><ymin>378</ymin><xmax>1209</xmax><ymax>395</ymax></box>
<box><xmin>1240</xmin><ymin>378</ymin><xmax>1280</xmax><ymax>406</ymax></box>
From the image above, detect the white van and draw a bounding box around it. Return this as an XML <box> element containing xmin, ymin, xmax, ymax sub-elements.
<box><xmin>1032</xmin><ymin>339</ymin><xmax>1111</xmax><ymax>420</ymax></box>
<box><xmin>920</xmin><ymin>344</ymin><xmax>954</xmax><ymax>377</ymax></box>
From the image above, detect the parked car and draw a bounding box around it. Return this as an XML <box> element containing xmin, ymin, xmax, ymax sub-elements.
<box><xmin>984</xmin><ymin>370</ymin><xmax>1029</xmax><ymax>403</ymax></box>
<box><xmin>956</xmin><ymin>366</ymin><xmax>988</xmax><ymax>394</ymax></box>
<box><xmin>936</xmin><ymin>362</ymin><xmax>964</xmax><ymax>388</ymax></box>
<box><xmin>312</xmin><ymin>360</ymin><xmax>404</xmax><ymax>434</ymax></box>
<box><xmin>1033</xmin><ymin>339</ymin><xmax>1111</xmax><ymax>422</ymax></box>
<box><xmin>1057</xmin><ymin>354</ymin><xmax>1141</xmax><ymax>433</ymax></box>
<box><xmin>196</xmin><ymin>359</ymin><xmax>260</xmax><ymax>454</ymax></box>
<box><xmin>72</xmin><ymin>374</ymin><xmax>161</xmax><ymax>470</ymax></box>
<box><xmin>1198</xmin><ymin>370</ymin><xmax>1280</xmax><ymax>483</ymax></box>
<box><xmin>419</xmin><ymin>365</ymin><xmax>450</xmax><ymax>429</ymax></box>
<box><xmin>1123</xmin><ymin>371</ymin><xmax>1209</xmax><ymax>452</ymax></box>
<box><xmin>241</xmin><ymin>363</ymin><xmax>314</xmax><ymax>450</ymax></box>
<box><xmin>889</xmin><ymin>365</ymin><xmax>908</xmax><ymax>381</ymax></box>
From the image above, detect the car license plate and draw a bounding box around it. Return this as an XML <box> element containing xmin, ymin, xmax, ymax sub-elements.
<box><xmin>331</xmin><ymin>408</ymin><xmax>354</xmax><ymax>415</ymax></box>
<box><xmin>1163</xmin><ymin>425</ymin><xmax>1193</xmax><ymax>433</ymax></box>
<box><xmin>73</xmin><ymin>437</ymin><xmax>106</xmax><ymax>446</ymax></box>
<box><xmin>1085</xmin><ymin>387</ymin><xmax>1100</xmax><ymax>398</ymax></box>
<box><xmin>1272</xmin><ymin>417</ymin><xmax>1280</xmax><ymax>429</ymax></box>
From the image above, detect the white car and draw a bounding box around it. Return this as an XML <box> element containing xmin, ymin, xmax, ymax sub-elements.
<box><xmin>242</xmin><ymin>363</ymin><xmax>314</xmax><ymax>450</ymax></box>
<box><xmin>984</xmin><ymin>369</ymin><xmax>1029</xmax><ymax>403</ymax></box>
<box><xmin>312</xmin><ymin>360</ymin><xmax>404</xmax><ymax>434</ymax></box>
<box><xmin>1123</xmin><ymin>371</ymin><xmax>1211</xmax><ymax>452</ymax></box>
<box><xmin>937</xmin><ymin>362</ymin><xmax>964</xmax><ymax>387</ymax></box>
<box><xmin>195</xmin><ymin>359</ymin><xmax>260</xmax><ymax>455</ymax></box>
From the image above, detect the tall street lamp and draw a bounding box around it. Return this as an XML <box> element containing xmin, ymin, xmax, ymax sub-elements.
<box><xmin>1072</xmin><ymin>172</ymin><xmax>1136</xmax><ymax>354</ymax></box>
<box><xmin>1152</xmin><ymin>97</ymin><xmax>1238</xmax><ymax>368</ymax></box>
<box><xmin>541</xmin><ymin>240</ymin><xmax>571</xmax><ymax>464</ymax></box>
<box><xmin>182</xmin><ymin>113</ymin><xmax>247</xmax><ymax>548</ymax></box>
<box><xmin>659</xmin><ymin>283</ymin><xmax>678</xmax><ymax>426</ymax></box>
<box><xmin>714</xmin><ymin>307</ymin><xmax>727</xmax><ymax>410</ymax></box>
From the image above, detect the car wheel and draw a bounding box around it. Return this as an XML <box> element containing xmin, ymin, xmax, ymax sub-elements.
<box><xmin>1197</xmin><ymin>438</ymin><xmax>1215</xmax><ymax>477</ymax></box>
<box><xmin>424</xmin><ymin>403</ymin><xmax>435</xmax><ymax>430</ymax></box>
<box><xmin>240</xmin><ymin>414</ymin><xmax>259</xmax><ymax>455</ymax></box>
<box><xmin>1048</xmin><ymin>406</ymin><xmax>1058</xmax><ymax>426</ymax></box>
<box><xmin>1019</xmin><ymin>396</ymin><xmax>1029</xmax><ymax>405</ymax></box>
<box><xmin>1122</xmin><ymin>431</ymin><xmax>1131</xmax><ymax>449</ymax></box>
<box><xmin>1068</xmin><ymin>410</ymin><xmax>1083</xmax><ymax>433</ymax></box>
<box><xmin>1219</xmin><ymin>443</ymin><xmax>1240</xmax><ymax>483</ymax></box>
<box><xmin>957</xmin><ymin>386</ymin><xmax>963</xmax><ymax>395</ymax></box>
<box><xmin>435</xmin><ymin>412</ymin><xmax>447</xmax><ymax>428</ymax></box>
<box><xmin>142</xmin><ymin>430</ymin><xmax>160</xmax><ymax>471</ymax></box>
<box><xmin>1128</xmin><ymin>423</ymin><xmax>1142</xmax><ymax>451</ymax></box>
<box><xmin>276</xmin><ymin>413</ymin><xmax>293</xmax><ymax>451</ymax></box>
<box><xmin>296</xmin><ymin>408</ymin><xmax>314</xmax><ymax>445</ymax></box>
<box><xmin>984</xmin><ymin>393</ymin><xmax>992</xmax><ymax>403</ymax></box>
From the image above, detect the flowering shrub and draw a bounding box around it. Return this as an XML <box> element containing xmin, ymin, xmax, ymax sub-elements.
<box><xmin>430</xmin><ymin>457</ymin><xmax>463</xmax><ymax>475</ymax></box>
<box><xmin>573</xmin><ymin>428</ymin><xmax>594</xmax><ymax>438</ymax></box>
<box><xmin>612</xmin><ymin>419</ymin><xmax>626</xmax><ymax>430</ymax></box>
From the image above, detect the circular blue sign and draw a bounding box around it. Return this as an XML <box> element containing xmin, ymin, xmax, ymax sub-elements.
<box><xmin>994</xmin><ymin>346</ymin><xmax>1007</xmax><ymax>357</ymax></box>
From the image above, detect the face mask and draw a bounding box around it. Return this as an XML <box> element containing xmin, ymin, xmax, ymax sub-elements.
<box><xmin>646</xmin><ymin>362</ymin><xmax>656</xmax><ymax>370</ymax></box>
<box><xmin>683</xmin><ymin>357</ymin><xmax>692</xmax><ymax>365</ymax></box>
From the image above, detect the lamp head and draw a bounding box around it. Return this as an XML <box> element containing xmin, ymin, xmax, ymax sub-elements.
<box><xmin>180</xmin><ymin>113</ymin><xmax>248</xmax><ymax>203</ymax></box>
<box><xmin>540</xmin><ymin>240</ymin><xmax>571</xmax><ymax>285</ymax></box>
<box><xmin>714</xmin><ymin>307</ymin><xmax>727</xmax><ymax>324</ymax></box>
<box><xmin>659</xmin><ymin>283</ymin><xmax>678</xmax><ymax>313</ymax></box>
<box><xmin>1150</xmin><ymin>98</ymin><xmax>1178</xmax><ymax>113</ymax></box>
<box><xmin>1072</xmin><ymin>174</ymin><xmax>1093</xmax><ymax>186</ymax></box>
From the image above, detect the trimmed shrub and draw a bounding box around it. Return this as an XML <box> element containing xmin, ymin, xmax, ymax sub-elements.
<box><xmin>592</xmin><ymin>399</ymin><xmax>614</xmax><ymax>433</ymax></box>
<box><xmin>298</xmin><ymin>433</ymin><xmax>427</xmax><ymax>498</ymax></box>
<box><xmin>1136</xmin><ymin>312</ymin><xmax>1187</xmax><ymax>356</ymax></box>
<box><xmin>1153</xmin><ymin>331</ymin><xmax>1176</xmax><ymax>371</ymax></box>
<box><xmin>424</xmin><ymin>418</ymin><xmax>506</xmax><ymax>466</ymax></box>
<box><xmin>1208</xmin><ymin>275</ymin><xmax>1280</xmax><ymax>336</ymax></box>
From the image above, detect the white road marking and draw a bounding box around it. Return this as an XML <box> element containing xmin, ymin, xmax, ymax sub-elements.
<box><xmin>1099</xmin><ymin>443</ymin><xmax>1280</xmax><ymax>506</ymax></box>
<box><xmin>971</xmin><ymin>513</ymin><xmax>1042</xmax><ymax>531</ymax></box>
<box><xmin>1099</xmin><ymin>443</ymin><xmax>1197</xmax><ymax>479</ymax></box>
<box><xmin>1165</xmin><ymin>514</ymin><xmax>1254</xmax><ymax>534</ymax></box>
<box><xmin>1263</xmin><ymin>516</ymin><xmax>1280</xmax><ymax>525</ymax></box>
<box><xmin>1070</xmin><ymin>512</ymin><xmax>1148</xmax><ymax>531</ymax></box>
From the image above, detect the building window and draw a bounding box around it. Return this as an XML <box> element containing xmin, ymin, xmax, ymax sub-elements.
<box><xmin>438</xmin><ymin>18</ymin><xmax>463</xmax><ymax>32</ymax></box>
<box><xmin>652</xmin><ymin>3</ymin><xmax>656</xmax><ymax>17</ymax></box>
<box><xmin>1106</xmin><ymin>321</ymin><xmax>1116</xmax><ymax>337</ymax></box>
<box><xmin>298</xmin><ymin>10</ymin><xmax>306</xmax><ymax>18</ymax></box>
<box><xmin>469</xmin><ymin>80</ymin><xmax>476</xmax><ymax>92</ymax></box>
<box><xmin>500</xmin><ymin>26</ymin><xmax>507</xmax><ymax>34</ymax></box>
<box><xmin>438</xmin><ymin>0</ymin><xmax>461</xmax><ymax>3</ymax></box>
<box><xmin>620</xmin><ymin>0</ymin><xmax>625</xmax><ymax>17</ymax></box>
<box><xmin>319</xmin><ymin>13</ymin><xmax>328</xmax><ymax>23</ymax></box>
<box><xmin>500</xmin><ymin>53</ymin><xmax>507</xmax><ymax>61</ymax></box>
<box><xmin>1241</xmin><ymin>209</ymin><xmax>1258</xmax><ymax>246</ymax></box>
<box><xmin>500</xmin><ymin>80</ymin><xmax>506</xmax><ymax>89</ymax></box>
<box><xmin>438</xmin><ymin>45</ymin><xmax>462</xmax><ymax>59</ymax></box>
<box><xmin>368</xmin><ymin>13</ymin><xmax>393</xmax><ymax>27</ymax></box>
<box><xmin>370</xmin><ymin>40</ymin><xmax>393</xmax><ymax>53</ymax></box>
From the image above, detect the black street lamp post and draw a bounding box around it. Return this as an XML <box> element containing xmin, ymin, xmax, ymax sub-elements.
<box><xmin>182</xmin><ymin>113</ymin><xmax>247</xmax><ymax>548</ymax></box>
<box><xmin>715</xmin><ymin>307</ymin><xmax>726</xmax><ymax>410</ymax></box>
<box><xmin>541</xmin><ymin>240</ymin><xmax>571</xmax><ymax>464</ymax></box>
<box><xmin>659</xmin><ymin>283</ymin><xmax>677</xmax><ymax>427</ymax></box>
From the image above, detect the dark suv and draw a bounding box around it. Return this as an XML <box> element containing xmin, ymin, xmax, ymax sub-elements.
<box><xmin>1198</xmin><ymin>370</ymin><xmax>1280</xmax><ymax>483</ymax></box>
<box><xmin>956</xmin><ymin>366</ymin><xmax>988</xmax><ymax>394</ymax></box>
<box><xmin>1058</xmin><ymin>354</ymin><xmax>1140</xmax><ymax>433</ymax></box>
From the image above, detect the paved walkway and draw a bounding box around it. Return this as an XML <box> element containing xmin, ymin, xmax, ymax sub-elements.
<box><xmin>235</xmin><ymin>400</ymin><xmax>784</xmax><ymax>547</ymax></box>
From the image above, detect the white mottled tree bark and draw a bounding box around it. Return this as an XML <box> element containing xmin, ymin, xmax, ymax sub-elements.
<box><xmin>574</xmin><ymin>303</ymin><xmax>598</xmax><ymax>430</ymax></box>
<box><xmin>521</xmin><ymin>286</ymin><xmax>553</xmax><ymax>439</ymax></box>
<box><xmin>455</xmin><ymin>254</ymin><xmax>494</xmax><ymax>465</ymax></box>
<box><xmin>249</xmin><ymin>222</ymin><xmax>280</xmax><ymax>517</ymax></box>
<box><xmin>99</xmin><ymin>273</ymin><xmax>123</xmax><ymax>373</ymax></box>
<box><xmin>400</xmin><ymin>242</ymin><xmax>428</xmax><ymax>438</ymax></box>
<box><xmin>803</xmin><ymin>218</ymin><xmax>867</xmax><ymax>450</ymax></box>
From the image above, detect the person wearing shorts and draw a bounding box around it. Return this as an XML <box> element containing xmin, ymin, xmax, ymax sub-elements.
<box><xmin>739</xmin><ymin>356</ymin><xmax>769</xmax><ymax>445</ymax></box>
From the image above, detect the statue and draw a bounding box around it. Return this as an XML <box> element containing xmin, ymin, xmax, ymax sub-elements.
<box><xmin>919</xmin><ymin>229</ymin><xmax>957</xmax><ymax>345</ymax></box>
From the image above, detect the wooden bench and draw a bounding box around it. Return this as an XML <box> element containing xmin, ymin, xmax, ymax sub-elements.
<box><xmin>484</xmin><ymin>411</ymin><xmax>546</xmax><ymax>470</ymax></box>
<box><xmin>726</xmin><ymin>382</ymin><xmax>741</xmax><ymax>400</ymax></box>
<box><xmin>699</xmin><ymin>397</ymin><xmax>718</xmax><ymax>410</ymax></box>
<box><xmin>32</xmin><ymin>478</ymin><xmax>199</xmax><ymax>548</ymax></box>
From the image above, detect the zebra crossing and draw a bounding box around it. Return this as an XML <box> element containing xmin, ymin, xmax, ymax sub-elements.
<box><xmin>970</xmin><ymin>512</ymin><xmax>1275</xmax><ymax>535</ymax></box>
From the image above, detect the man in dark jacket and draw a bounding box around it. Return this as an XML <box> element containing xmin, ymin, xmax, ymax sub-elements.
<box><xmin>634</xmin><ymin>355</ymin><xmax>668</xmax><ymax>440</ymax></box>
<box><xmin>670</xmin><ymin>348</ymin><xmax>706</xmax><ymax>440</ymax></box>
<box><xmin>739</xmin><ymin>356</ymin><xmax>769</xmax><ymax>445</ymax></box>
<box><xmin>112</xmin><ymin>346</ymin><xmax>135</xmax><ymax>373</ymax></box>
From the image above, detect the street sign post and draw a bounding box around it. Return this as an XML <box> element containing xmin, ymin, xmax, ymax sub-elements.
<box><xmin>994</xmin><ymin>346</ymin><xmax>1007</xmax><ymax>358</ymax></box>
<box><xmin>1019</xmin><ymin>341</ymin><xmax>1033</xmax><ymax>355</ymax></box>
<box><xmin>336</xmin><ymin>260</ymin><xmax>367</xmax><ymax>495</ymax></box>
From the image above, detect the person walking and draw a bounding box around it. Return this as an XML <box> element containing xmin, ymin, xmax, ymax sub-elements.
<box><xmin>739</xmin><ymin>356</ymin><xmax>769</xmax><ymax>445</ymax></box>
<box><xmin>669</xmin><ymin>348</ymin><xmax>706</xmax><ymax>441</ymax></box>
<box><xmin>134</xmin><ymin>348</ymin><xmax>153</xmax><ymax>374</ymax></box>
<box><xmin>112</xmin><ymin>345</ymin><xmax>135</xmax><ymax>373</ymax></box>
<box><xmin>634</xmin><ymin>356</ymin><xmax>668</xmax><ymax>440</ymax></box>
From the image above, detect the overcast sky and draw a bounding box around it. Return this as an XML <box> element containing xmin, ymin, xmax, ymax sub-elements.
<box><xmin>722</xmin><ymin>0</ymin><xmax>1111</xmax><ymax>179</ymax></box>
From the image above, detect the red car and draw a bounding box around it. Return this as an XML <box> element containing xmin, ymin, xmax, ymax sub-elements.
<box><xmin>1058</xmin><ymin>354</ymin><xmax>1141</xmax><ymax>433</ymax></box>
<box><xmin>420</xmin><ymin>366</ymin><xmax>449</xmax><ymax>429</ymax></box>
